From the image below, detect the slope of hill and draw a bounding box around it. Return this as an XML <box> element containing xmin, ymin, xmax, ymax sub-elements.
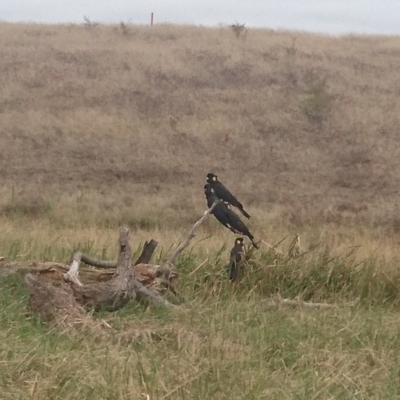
<box><xmin>1</xmin><ymin>22</ymin><xmax>400</xmax><ymax>234</ymax></box>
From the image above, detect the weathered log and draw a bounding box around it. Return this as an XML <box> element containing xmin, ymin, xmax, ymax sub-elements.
<box><xmin>70</xmin><ymin>238</ymin><xmax>159</xmax><ymax>269</ymax></box>
<box><xmin>22</xmin><ymin>202</ymin><xmax>218</xmax><ymax>322</ymax></box>
<box><xmin>61</xmin><ymin>204</ymin><xmax>218</xmax><ymax>311</ymax></box>
<box><xmin>0</xmin><ymin>238</ymin><xmax>159</xmax><ymax>284</ymax></box>
<box><xmin>64</xmin><ymin>228</ymin><xmax>175</xmax><ymax>311</ymax></box>
<box><xmin>69</xmin><ymin>275</ymin><xmax>136</xmax><ymax>311</ymax></box>
<box><xmin>23</xmin><ymin>227</ymin><xmax>175</xmax><ymax>318</ymax></box>
<box><xmin>68</xmin><ymin>227</ymin><xmax>135</xmax><ymax>310</ymax></box>
<box><xmin>24</xmin><ymin>273</ymin><xmax>85</xmax><ymax>321</ymax></box>
<box><xmin>0</xmin><ymin>261</ymin><xmax>114</xmax><ymax>282</ymax></box>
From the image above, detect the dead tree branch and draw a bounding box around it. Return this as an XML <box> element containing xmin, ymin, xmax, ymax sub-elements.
<box><xmin>64</xmin><ymin>252</ymin><xmax>83</xmax><ymax>286</ymax></box>
<box><xmin>67</xmin><ymin>238</ymin><xmax>158</xmax><ymax>270</ymax></box>
<box><xmin>0</xmin><ymin>260</ymin><xmax>114</xmax><ymax>282</ymax></box>
<box><xmin>263</xmin><ymin>296</ymin><xmax>359</xmax><ymax>309</ymax></box>
<box><xmin>133</xmin><ymin>279</ymin><xmax>177</xmax><ymax>308</ymax></box>
<box><xmin>77</xmin><ymin>253</ymin><xmax>117</xmax><ymax>269</ymax></box>
<box><xmin>162</xmin><ymin>200</ymin><xmax>219</xmax><ymax>269</ymax></box>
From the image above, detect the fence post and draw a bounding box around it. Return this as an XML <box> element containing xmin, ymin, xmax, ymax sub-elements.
<box><xmin>150</xmin><ymin>12</ymin><xmax>154</xmax><ymax>26</ymax></box>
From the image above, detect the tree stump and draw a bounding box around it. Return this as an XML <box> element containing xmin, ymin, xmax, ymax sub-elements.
<box><xmin>17</xmin><ymin>202</ymin><xmax>220</xmax><ymax>322</ymax></box>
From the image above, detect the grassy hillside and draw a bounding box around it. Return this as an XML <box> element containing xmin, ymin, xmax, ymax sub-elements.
<box><xmin>2</xmin><ymin>22</ymin><xmax>400</xmax><ymax>399</ymax></box>
<box><xmin>1</xmin><ymin>22</ymin><xmax>400</xmax><ymax>236</ymax></box>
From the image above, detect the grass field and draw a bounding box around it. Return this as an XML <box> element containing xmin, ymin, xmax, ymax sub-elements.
<box><xmin>1</xmin><ymin>21</ymin><xmax>400</xmax><ymax>398</ymax></box>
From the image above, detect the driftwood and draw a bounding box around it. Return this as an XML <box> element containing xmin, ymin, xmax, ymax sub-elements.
<box><xmin>13</xmin><ymin>201</ymin><xmax>220</xmax><ymax>323</ymax></box>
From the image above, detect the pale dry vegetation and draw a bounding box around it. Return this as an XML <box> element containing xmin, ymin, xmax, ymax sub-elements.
<box><xmin>1</xmin><ymin>22</ymin><xmax>400</xmax><ymax>236</ymax></box>
<box><xmin>2</xmin><ymin>22</ymin><xmax>400</xmax><ymax>399</ymax></box>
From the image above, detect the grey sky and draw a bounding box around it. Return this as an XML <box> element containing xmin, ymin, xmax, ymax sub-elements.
<box><xmin>1</xmin><ymin>0</ymin><xmax>400</xmax><ymax>35</ymax></box>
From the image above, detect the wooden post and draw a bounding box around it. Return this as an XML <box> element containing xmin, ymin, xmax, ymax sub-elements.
<box><xmin>150</xmin><ymin>12</ymin><xmax>154</xmax><ymax>26</ymax></box>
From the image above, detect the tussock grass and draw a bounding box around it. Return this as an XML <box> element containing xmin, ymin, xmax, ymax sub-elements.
<box><xmin>2</xmin><ymin>232</ymin><xmax>400</xmax><ymax>398</ymax></box>
<box><xmin>2</xmin><ymin>222</ymin><xmax>400</xmax><ymax>398</ymax></box>
<box><xmin>2</xmin><ymin>263</ymin><xmax>400</xmax><ymax>399</ymax></box>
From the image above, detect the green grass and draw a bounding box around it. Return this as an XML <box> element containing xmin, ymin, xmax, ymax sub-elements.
<box><xmin>2</xmin><ymin>239</ymin><xmax>400</xmax><ymax>399</ymax></box>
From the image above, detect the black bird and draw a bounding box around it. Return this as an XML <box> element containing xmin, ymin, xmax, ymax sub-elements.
<box><xmin>228</xmin><ymin>237</ymin><xmax>244</xmax><ymax>282</ymax></box>
<box><xmin>206</xmin><ymin>173</ymin><xmax>251</xmax><ymax>219</ymax></box>
<box><xmin>204</xmin><ymin>184</ymin><xmax>259</xmax><ymax>248</ymax></box>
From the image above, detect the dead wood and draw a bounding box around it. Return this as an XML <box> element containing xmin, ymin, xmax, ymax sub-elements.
<box><xmin>24</xmin><ymin>273</ymin><xmax>85</xmax><ymax>322</ymax></box>
<box><xmin>21</xmin><ymin>227</ymin><xmax>174</xmax><ymax>324</ymax></box>
<box><xmin>76</xmin><ymin>253</ymin><xmax>117</xmax><ymax>269</ymax></box>
<box><xmin>145</xmin><ymin>201</ymin><xmax>219</xmax><ymax>302</ymax></box>
<box><xmin>69</xmin><ymin>239</ymin><xmax>159</xmax><ymax>269</ymax></box>
<box><xmin>134</xmin><ymin>239</ymin><xmax>158</xmax><ymax>265</ymax></box>
<box><xmin>0</xmin><ymin>261</ymin><xmax>114</xmax><ymax>282</ymax></box>
<box><xmin>66</xmin><ymin>264</ymin><xmax>174</xmax><ymax>311</ymax></box>
<box><xmin>64</xmin><ymin>252</ymin><xmax>84</xmax><ymax>286</ymax></box>
<box><xmin>68</xmin><ymin>227</ymin><xmax>136</xmax><ymax>311</ymax></box>
<box><xmin>0</xmin><ymin>237</ymin><xmax>159</xmax><ymax>284</ymax></box>
<box><xmin>67</xmin><ymin>228</ymin><xmax>176</xmax><ymax>311</ymax></box>
<box><xmin>162</xmin><ymin>200</ymin><xmax>219</xmax><ymax>269</ymax></box>
<box><xmin>20</xmin><ymin>202</ymin><xmax>220</xmax><ymax>323</ymax></box>
<box><xmin>263</xmin><ymin>296</ymin><xmax>359</xmax><ymax>309</ymax></box>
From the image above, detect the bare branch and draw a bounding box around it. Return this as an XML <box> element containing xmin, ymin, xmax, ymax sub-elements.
<box><xmin>64</xmin><ymin>252</ymin><xmax>83</xmax><ymax>286</ymax></box>
<box><xmin>263</xmin><ymin>296</ymin><xmax>359</xmax><ymax>309</ymax></box>
<box><xmin>163</xmin><ymin>200</ymin><xmax>219</xmax><ymax>268</ymax></box>
<box><xmin>0</xmin><ymin>261</ymin><xmax>114</xmax><ymax>282</ymax></box>
<box><xmin>133</xmin><ymin>279</ymin><xmax>178</xmax><ymax>309</ymax></box>
<box><xmin>78</xmin><ymin>253</ymin><xmax>117</xmax><ymax>269</ymax></box>
<box><xmin>69</xmin><ymin>238</ymin><xmax>158</xmax><ymax>269</ymax></box>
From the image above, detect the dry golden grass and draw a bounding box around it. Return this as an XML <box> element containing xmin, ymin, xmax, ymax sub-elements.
<box><xmin>1</xmin><ymin>22</ymin><xmax>400</xmax><ymax>241</ymax></box>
